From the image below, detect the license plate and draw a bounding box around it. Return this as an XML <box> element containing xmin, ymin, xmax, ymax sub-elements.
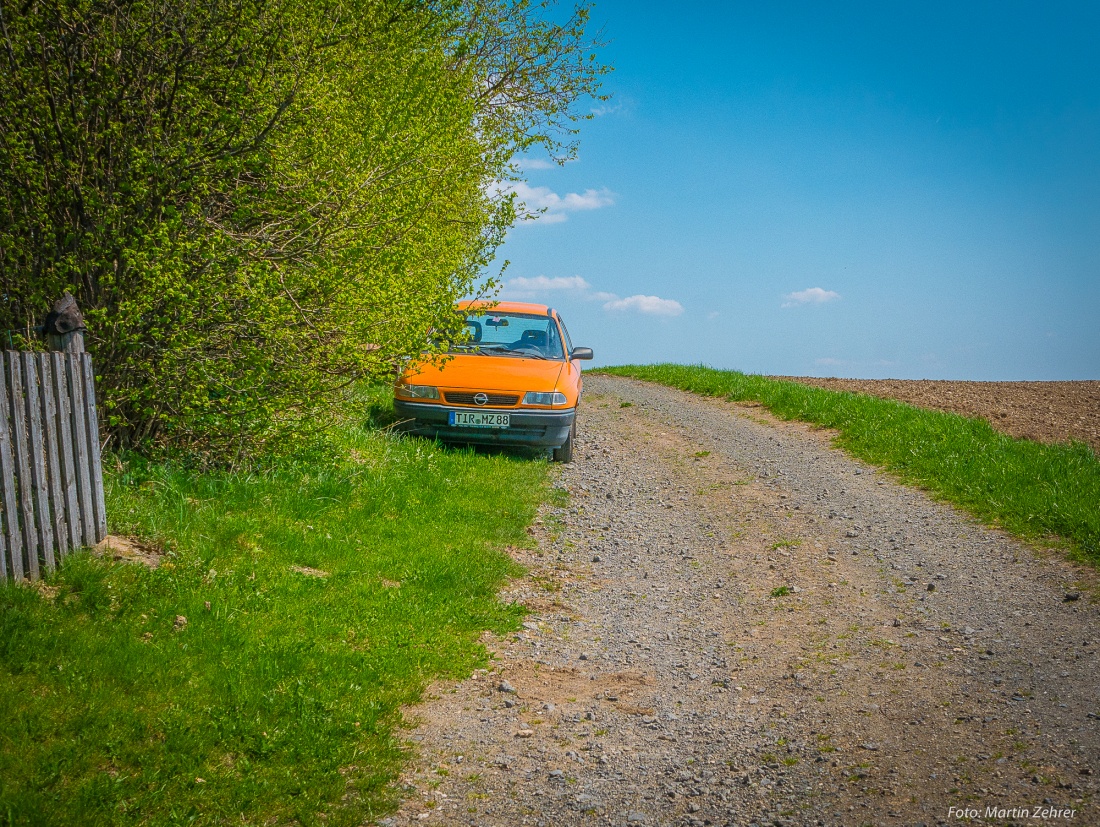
<box><xmin>449</xmin><ymin>410</ymin><xmax>510</xmax><ymax>428</ymax></box>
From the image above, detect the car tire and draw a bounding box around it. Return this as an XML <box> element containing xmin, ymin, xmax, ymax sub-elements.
<box><xmin>552</xmin><ymin>418</ymin><xmax>576</xmax><ymax>463</ymax></box>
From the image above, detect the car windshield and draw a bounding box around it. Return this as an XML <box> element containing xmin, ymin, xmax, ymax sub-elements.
<box><xmin>450</xmin><ymin>311</ymin><xmax>565</xmax><ymax>360</ymax></box>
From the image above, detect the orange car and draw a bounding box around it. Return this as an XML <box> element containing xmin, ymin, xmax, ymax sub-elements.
<box><xmin>394</xmin><ymin>301</ymin><xmax>593</xmax><ymax>461</ymax></box>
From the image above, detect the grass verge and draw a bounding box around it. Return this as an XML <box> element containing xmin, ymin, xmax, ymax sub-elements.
<box><xmin>599</xmin><ymin>364</ymin><xmax>1100</xmax><ymax>563</ymax></box>
<box><xmin>0</xmin><ymin>391</ymin><xmax>550</xmax><ymax>826</ymax></box>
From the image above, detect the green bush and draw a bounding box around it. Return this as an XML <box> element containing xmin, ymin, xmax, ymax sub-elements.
<box><xmin>0</xmin><ymin>0</ymin><xmax>606</xmax><ymax>461</ymax></box>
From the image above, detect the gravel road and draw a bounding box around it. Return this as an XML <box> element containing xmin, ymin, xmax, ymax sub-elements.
<box><xmin>386</xmin><ymin>375</ymin><xmax>1099</xmax><ymax>827</ymax></box>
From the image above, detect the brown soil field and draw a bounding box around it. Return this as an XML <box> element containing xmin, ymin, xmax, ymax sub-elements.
<box><xmin>773</xmin><ymin>377</ymin><xmax>1100</xmax><ymax>455</ymax></box>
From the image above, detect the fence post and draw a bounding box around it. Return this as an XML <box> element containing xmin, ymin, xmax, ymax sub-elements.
<box><xmin>45</xmin><ymin>293</ymin><xmax>101</xmax><ymax>547</ymax></box>
<box><xmin>46</xmin><ymin>292</ymin><xmax>105</xmax><ymax>549</ymax></box>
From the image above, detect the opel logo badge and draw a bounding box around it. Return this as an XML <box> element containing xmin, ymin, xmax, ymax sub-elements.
<box><xmin>474</xmin><ymin>392</ymin><xmax>488</xmax><ymax>406</ymax></box>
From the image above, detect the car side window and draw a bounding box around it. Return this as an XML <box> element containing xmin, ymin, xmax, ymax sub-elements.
<box><xmin>557</xmin><ymin>316</ymin><xmax>574</xmax><ymax>356</ymax></box>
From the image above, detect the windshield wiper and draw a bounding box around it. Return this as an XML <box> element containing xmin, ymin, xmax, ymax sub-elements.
<box><xmin>480</xmin><ymin>346</ymin><xmax>549</xmax><ymax>360</ymax></box>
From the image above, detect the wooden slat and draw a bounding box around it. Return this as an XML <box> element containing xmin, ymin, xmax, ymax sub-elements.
<box><xmin>0</xmin><ymin>435</ymin><xmax>5</xmax><ymax>578</ymax></box>
<box><xmin>39</xmin><ymin>354</ymin><xmax>68</xmax><ymax>561</ymax></box>
<box><xmin>0</xmin><ymin>347</ymin><xmax>109</xmax><ymax>580</ymax></box>
<box><xmin>82</xmin><ymin>354</ymin><xmax>107</xmax><ymax>543</ymax></box>
<box><xmin>23</xmin><ymin>352</ymin><xmax>55</xmax><ymax>572</ymax></box>
<box><xmin>51</xmin><ymin>352</ymin><xmax>80</xmax><ymax>552</ymax></box>
<box><xmin>66</xmin><ymin>353</ymin><xmax>95</xmax><ymax>547</ymax></box>
<box><xmin>7</xmin><ymin>352</ymin><xmax>38</xmax><ymax>579</ymax></box>
<box><xmin>0</xmin><ymin>370</ymin><xmax>18</xmax><ymax>580</ymax></box>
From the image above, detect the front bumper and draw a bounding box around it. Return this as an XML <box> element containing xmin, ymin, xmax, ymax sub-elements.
<box><xmin>394</xmin><ymin>400</ymin><xmax>575</xmax><ymax>448</ymax></box>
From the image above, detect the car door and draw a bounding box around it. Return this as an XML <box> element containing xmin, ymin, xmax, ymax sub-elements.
<box><xmin>555</xmin><ymin>313</ymin><xmax>583</xmax><ymax>401</ymax></box>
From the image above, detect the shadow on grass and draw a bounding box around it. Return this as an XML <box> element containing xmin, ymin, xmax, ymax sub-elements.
<box><xmin>396</xmin><ymin>432</ymin><xmax>552</xmax><ymax>464</ymax></box>
<box><xmin>363</xmin><ymin>390</ymin><xmax>554</xmax><ymax>465</ymax></box>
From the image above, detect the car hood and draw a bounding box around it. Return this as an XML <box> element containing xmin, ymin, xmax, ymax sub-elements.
<box><xmin>402</xmin><ymin>354</ymin><xmax>566</xmax><ymax>392</ymax></box>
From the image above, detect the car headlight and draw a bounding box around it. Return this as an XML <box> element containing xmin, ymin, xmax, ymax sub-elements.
<box><xmin>395</xmin><ymin>383</ymin><xmax>440</xmax><ymax>400</ymax></box>
<box><xmin>523</xmin><ymin>391</ymin><xmax>568</xmax><ymax>406</ymax></box>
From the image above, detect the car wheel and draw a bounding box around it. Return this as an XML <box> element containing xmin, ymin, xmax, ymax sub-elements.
<box><xmin>552</xmin><ymin>418</ymin><xmax>576</xmax><ymax>463</ymax></box>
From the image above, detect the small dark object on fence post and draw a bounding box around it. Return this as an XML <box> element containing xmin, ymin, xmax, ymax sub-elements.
<box><xmin>44</xmin><ymin>292</ymin><xmax>86</xmax><ymax>355</ymax></box>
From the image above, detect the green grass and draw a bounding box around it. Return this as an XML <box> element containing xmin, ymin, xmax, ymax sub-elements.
<box><xmin>769</xmin><ymin>539</ymin><xmax>802</xmax><ymax>550</ymax></box>
<box><xmin>0</xmin><ymin>392</ymin><xmax>550</xmax><ymax>825</ymax></box>
<box><xmin>600</xmin><ymin>364</ymin><xmax>1100</xmax><ymax>563</ymax></box>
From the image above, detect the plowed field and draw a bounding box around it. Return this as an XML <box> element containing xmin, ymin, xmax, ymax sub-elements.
<box><xmin>773</xmin><ymin>377</ymin><xmax>1100</xmax><ymax>454</ymax></box>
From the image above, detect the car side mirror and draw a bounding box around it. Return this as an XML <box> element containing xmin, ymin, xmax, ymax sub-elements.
<box><xmin>570</xmin><ymin>347</ymin><xmax>594</xmax><ymax>361</ymax></box>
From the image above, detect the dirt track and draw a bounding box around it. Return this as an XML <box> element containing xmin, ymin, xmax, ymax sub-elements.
<box><xmin>388</xmin><ymin>376</ymin><xmax>1099</xmax><ymax>827</ymax></box>
<box><xmin>773</xmin><ymin>378</ymin><xmax>1100</xmax><ymax>456</ymax></box>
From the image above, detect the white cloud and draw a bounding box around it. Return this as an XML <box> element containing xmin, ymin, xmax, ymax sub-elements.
<box><xmin>814</xmin><ymin>357</ymin><xmax>845</xmax><ymax>367</ymax></box>
<box><xmin>560</xmin><ymin>188</ymin><xmax>614</xmax><ymax>210</ymax></box>
<box><xmin>603</xmin><ymin>294</ymin><xmax>685</xmax><ymax>317</ymax></box>
<box><xmin>517</xmin><ymin>158</ymin><xmax>556</xmax><ymax>170</ymax></box>
<box><xmin>503</xmin><ymin>181</ymin><xmax>615</xmax><ymax>223</ymax></box>
<box><xmin>591</xmin><ymin>102</ymin><xmax>624</xmax><ymax>117</ymax></box>
<box><xmin>500</xmin><ymin>277</ymin><xmax>683</xmax><ymax>318</ymax></box>
<box><xmin>509</xmin><ymin>275</ymin><xmax>591</xmax><ymax>291</ymax></box>
<box><xmin>782</xmin><ymin>287</ymin><xmax>841</xmax><ymax>308</ymax></box>
<box><xmin>501</xmin><ymin>275</ymin><xmax>591</xmax><ymax>298</ymax></box>
<box><xmin>535</xmin><ymin>211</ymin><xmax>569</xmax><ymax>224</ymax></box>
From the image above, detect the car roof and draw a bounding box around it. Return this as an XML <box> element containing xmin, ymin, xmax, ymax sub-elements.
<box><xmin>458</xmin><ymin>299</ymin><xmax>553</xmax><ymax>317</ymax></box>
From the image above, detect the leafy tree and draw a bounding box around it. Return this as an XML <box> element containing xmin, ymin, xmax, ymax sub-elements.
<box><xmin>0</xmin><ymin>0</ymin><xmax>606</xmax><ymax>460</ymax></box>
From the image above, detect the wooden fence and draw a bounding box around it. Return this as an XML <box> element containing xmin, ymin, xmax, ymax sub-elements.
<box><xmin>0</xmin><ymin>350</ymin><xmax>106</xmax><ymax>581</ymax></box>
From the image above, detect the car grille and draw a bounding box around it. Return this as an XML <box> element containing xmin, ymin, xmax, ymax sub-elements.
<box><xmin>444</xmin><ymin>391</ymin><xmax>519</xmax><ymax>406</ymax></box>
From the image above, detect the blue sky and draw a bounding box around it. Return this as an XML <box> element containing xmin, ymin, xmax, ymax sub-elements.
<box><xmin>491</xmin><ymin>1</ymin><xmax>1100</xmax><ymax>379</ymax></box>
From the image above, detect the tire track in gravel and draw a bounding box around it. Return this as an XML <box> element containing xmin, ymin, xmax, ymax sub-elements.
<box><xmin>386</xmin><ymin>375</ymin><xmax>1099</xmax><ymax>827</ymax></box>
